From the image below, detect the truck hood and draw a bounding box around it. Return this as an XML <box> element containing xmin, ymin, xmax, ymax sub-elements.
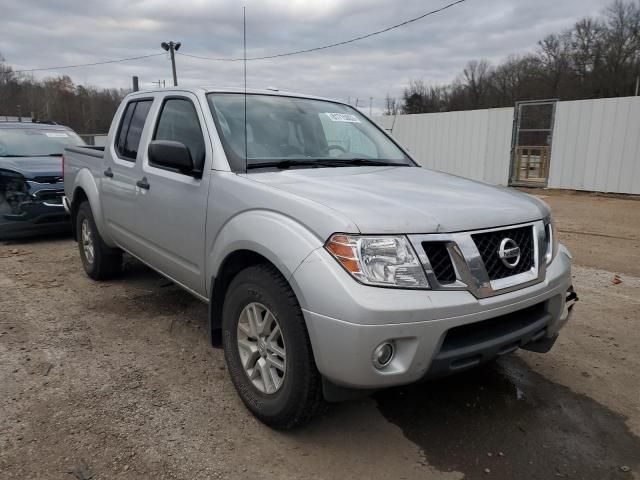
<box><xmin>0</xmin><ymin>156</ymin><xmax>62</xmax><ymax>180</ymax></box>
<box><xmin>249</xmin><ymin>166</ymin><xmax>549</xmax><ymax>234</ymax></box>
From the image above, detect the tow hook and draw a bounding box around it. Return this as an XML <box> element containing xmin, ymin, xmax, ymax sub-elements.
<box><xmin>566</xmin><ymin>286</ymin><xmax>578</xmax><ymax>311</ymax></box>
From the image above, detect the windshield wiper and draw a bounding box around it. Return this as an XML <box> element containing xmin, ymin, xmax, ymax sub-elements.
<box><xmin>247</xmin><ymin>159</ymin><xmax>340</xmax><ymax>170</ymax></box>
<box><xmin>247</xmin><ymin>158</ymin><xmax>409</xmax><ymax>170</ymax></box>
<box><xmin>324</xmin><ymin>159</ymin><xmax>408</xmax><ymax>167</ymax></box>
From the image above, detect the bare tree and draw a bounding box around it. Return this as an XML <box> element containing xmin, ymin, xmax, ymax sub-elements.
<box><xmin>384</xmin><ymin>93</ymin><xmax>400</xmax><ymax>116</ymax></box>
<box><xmin>461</xmin><ymin>60</ymin><xmax>492</xmax><ymax>109</ymax></box>
<box><xmin>491</xmin><ymin>54</ymin><xmax>542</xmax><ymax>105</ymax></box>
<box><xmin>398</xmin><ymin>0</ymin><xmax>640</xmax><ymax>114</ymax></box>
<box><xmin>599</xmin><ymin>0</ymin><xmax>640</xmax><ymax>95</ymax></box>
<box><xmin>538</xmin><ymin>33</ymin><xmax>574</xmax><ymax>97</ymax></box>
<box><xmin>0</xmin><ymin>52</ymin><xmax>126</xmax><ymax>132</ymax></box>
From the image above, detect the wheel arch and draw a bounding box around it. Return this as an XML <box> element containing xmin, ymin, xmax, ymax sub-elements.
<box><xmin>70</xmin><ymin>187</ymin><xmax>88</xmax><ymax>240</ymax></box>
<box><xmin>209</xmin><ymin>249</ymin><xmax>290</xmax><ymax>347</ymax></box>
<box><xmin>206</xmin><ymin>210</ymin><xmax>324</xmax><ymax>346</ymax></box>
<box><xmin>69</xmin><ymin>169</ymin><xmax>116</xmax><ymax>246</ymax></box>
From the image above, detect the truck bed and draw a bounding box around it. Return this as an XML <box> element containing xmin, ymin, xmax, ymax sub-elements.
<box><xmin>63</xmin><ymin>145</ymin><xmax>106</xmax><ymax>206</ymax></box>
<box><xmin>66</xmin><ymin>145</ymin><xmax>105</xmax><ymax>156</ymax></box>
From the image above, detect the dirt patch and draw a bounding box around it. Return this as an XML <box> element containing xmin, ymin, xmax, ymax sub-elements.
<box><xmin>520</xmin><ymin>188</ymin><xmax>640</xmax><ymax>276</ymax></box>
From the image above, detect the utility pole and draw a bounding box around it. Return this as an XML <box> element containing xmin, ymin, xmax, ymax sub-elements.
<box><xmin>369</xmin><ymin>97</ymin><xmax>373</xmax><ymax>117</ymax></box>
<box><xmin>161</xmin><ymin>41</ymin><xmax>181</xmax><ymax>86</ymax></box>
<box><xmin>635</xmin><ymin>75</ymin><xmax>639</xmax><ymax>96</ymax></box>
<box><xmin>132</xmin><ymin>76</ymin><xmax>139</xmax><ymax>92</ymax></box>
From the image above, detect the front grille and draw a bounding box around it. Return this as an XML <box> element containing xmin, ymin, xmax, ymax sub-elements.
<box><xmin>33</xmin><ymin>189</ymin><xmax>64</xmax><ymax>204</ymax></box>
<box><xmin>472</xmin><ymin>225</ymin><xmax>534</xmax><ymax>280</ymax></box>
<box><xmin>422</xmin><ymin>241</ymin><xmax>456</xmax><ymax>284</ymax></box>
<box><xmin>440</xmin><ymin>302</ymin><xmax>546</xmax><ymax>354</ymax></box>
<box><xmin>32</xmin><ymin>176</ymin><xmax>63</xmax><ymax>184</ymax></box>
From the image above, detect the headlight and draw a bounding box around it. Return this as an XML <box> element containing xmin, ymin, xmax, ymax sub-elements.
<box><xmin>325</xmin><ymin>234</ymin><xmax>429</xmax><ymax>288</ymax></box>
<box><xmin>544</xmin><ymin>217</ymin><xmax>559</xmax><ymax>265</ymax></box>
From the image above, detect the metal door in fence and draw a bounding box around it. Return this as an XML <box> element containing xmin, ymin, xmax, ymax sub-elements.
<box><xmin>510</xmin><ymin>100</ymin><xmax>557</xmax><ymax>186</ymax></box>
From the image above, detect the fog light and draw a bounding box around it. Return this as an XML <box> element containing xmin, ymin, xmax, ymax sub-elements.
<box><xmin>372</xmin><ymin>342</ymin><xmax>394</xmax><ymax>369</ymax></box>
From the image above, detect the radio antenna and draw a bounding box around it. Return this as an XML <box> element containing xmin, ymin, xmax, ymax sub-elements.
<box><xmin>243</xmin><ymin>6</ymin><xmax>248</xmax><ymax>173</ymax></box>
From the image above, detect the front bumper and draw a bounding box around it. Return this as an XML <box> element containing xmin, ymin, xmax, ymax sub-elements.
<box><xmin>0</xmin><ymin>187</ymin><xmax>70</xmax><ymax>239</ymax></box>
<box><xmin>291</xmin><ymin>244</ymin><xmax>573</xmax><ymax>389</ymax></box>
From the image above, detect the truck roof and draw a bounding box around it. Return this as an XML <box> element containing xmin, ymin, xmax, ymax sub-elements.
<box><xmin>126</xmin><ymin>86</ymin><xmax>339</xmax><ymax>104</ymax></box>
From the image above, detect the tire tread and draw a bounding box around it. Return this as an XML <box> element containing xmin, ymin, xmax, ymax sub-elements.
<box><xmin>76</xmin><ymin>201</ymin><xmax>122</xmax><ymax>280</ymax></box>
<box><xmin>223</xmin><ymin>263</ymin><xmax>325</xmax><ymax>429</ymax></box>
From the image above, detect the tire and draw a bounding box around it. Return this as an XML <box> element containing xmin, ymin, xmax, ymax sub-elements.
<box><xmin>222</xmin><ymin>264</ymin><xmax>325</xmax><ymax>429</ymax></box>
<box><xmin>76</xmin><ymin>201</ymin><xmax>122</xmax><ymax>280</ymax></box>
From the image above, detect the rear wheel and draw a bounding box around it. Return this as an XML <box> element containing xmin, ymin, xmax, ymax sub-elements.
<box><xmin>76</xmin><ymin>201</ymin><xmax>122</xmax><ymax>280</ymax></box>
<box><xmin>222</xmin><ymin>264</ymin><xmax>324</xmax><ymax>429</ymax></box>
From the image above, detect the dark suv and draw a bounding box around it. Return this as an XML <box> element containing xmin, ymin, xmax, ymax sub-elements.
<box><xmin>0</xmin><ymin>122</ymin><xmax>85</xmax><ymax>239</ymax></box>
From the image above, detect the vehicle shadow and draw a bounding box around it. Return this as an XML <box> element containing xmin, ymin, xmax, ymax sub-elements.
<box><xmin>368</xmin><ymin>356</ymin><xmax>640</xmax><ymax>479</ymax></box>
<box><xmin>0</xmin><ymin>230</ymin><xmax>72</xmax><ymax>246</ymax></box>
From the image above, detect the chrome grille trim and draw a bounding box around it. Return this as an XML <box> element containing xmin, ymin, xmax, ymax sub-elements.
<box><xmin>408</xmin><ymin>220</ymin><xmax>548</xmax><ymax>299</ymax></box>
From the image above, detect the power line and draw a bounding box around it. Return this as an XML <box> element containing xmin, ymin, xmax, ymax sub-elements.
<box><xmin>9</xmin><ymin>0</ymin><xmax>466</xmax><ymax>74</ymax></box>
<box><xmin>177</xmin><ymin>0</ymin><xmax>466</xmax><ymax>62</ymax></box>
<box><xmin>12</xmin><ymin>53</ymin><xmax>165</xmax><ymax>74</ymax></box>
<box><xmin>177</xmin><ymin>52</ymin><xmax>245</xmax><ymax>62</ymax></box>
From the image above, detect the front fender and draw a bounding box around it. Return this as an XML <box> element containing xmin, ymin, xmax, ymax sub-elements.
<box><xmin>71</xmin><ymin>169</ymin><xmax>116</xmax><ymax>246</ymax></box>
<box><xmin>206</xmin><ymin>209</ymin><xmax>324</xmax><ymax>295</ymax></box>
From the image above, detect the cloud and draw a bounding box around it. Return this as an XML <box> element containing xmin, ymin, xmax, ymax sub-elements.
<box><xmin>1</xmin><ymin>0</ymin><xmax>609</xmax><ymax>111</ymax></box>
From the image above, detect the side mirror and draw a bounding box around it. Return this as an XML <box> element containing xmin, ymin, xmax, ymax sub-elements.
<box><xmin>148</xmin><ymin>140</ymin><xmax>195</xmax><ymax>175</ymax></box>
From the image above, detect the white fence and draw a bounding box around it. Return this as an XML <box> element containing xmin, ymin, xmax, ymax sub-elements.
<box><xmin>375</xmin><ymin>108</ymin><xmax>514</xmax><ymax>185</ymax></box>
<box><xmin>548</xmin><ymin>96</ymin><xmax>640</xmax><ymax>194</ymax></box>
<box><xmin>375</xmin><ymin>95</ymin><xmax>640</xmax><ymax>195</ymax></box>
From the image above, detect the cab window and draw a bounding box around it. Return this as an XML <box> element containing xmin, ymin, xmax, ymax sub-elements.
<box><xmin>152</xmin><ymin>98</ymin><xmax>205</xmax><ymax>172</ymax></box>
<box><xmin>115</xmin><ymin>100</ymin><xmax>152</xmax><ymax>161</ymax></box>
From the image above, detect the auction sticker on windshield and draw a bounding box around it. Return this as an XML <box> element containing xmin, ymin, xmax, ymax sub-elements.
<box><xmin>45</xmin><ymin>132</ymin><xmax>69</xmax><ymax>138</ymax></box>
<box><xmin>325</xmin><ymin>113</ymin><xmax>360</xmax><ymax>123</ymax></box>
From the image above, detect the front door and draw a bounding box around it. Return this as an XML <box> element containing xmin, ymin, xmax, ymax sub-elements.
<box><xmin>134</xmin><ymin>93</ymin><xmax>212</xmax><ymax>297</ymax></box>
<box><xmin>101</xmin><ymin>98</ymin><xmax>153</xmax><ymax>250</ymax></box>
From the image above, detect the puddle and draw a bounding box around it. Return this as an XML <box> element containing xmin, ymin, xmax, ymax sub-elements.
<box><xmin>375</xmin><ymin>356</ymin><xmax>640</xmax><ymax>479</ymax></box>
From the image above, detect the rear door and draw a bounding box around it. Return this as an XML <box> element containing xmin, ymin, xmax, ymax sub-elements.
<box><xmin>101</xmin><ymin>98</ymin><xmax>154</xmax><ymax>251</ymax></box>
<box><xmin>133</xmin><ymin>92</ymin><xmax>212</xmax><ymax>297</ymax></box>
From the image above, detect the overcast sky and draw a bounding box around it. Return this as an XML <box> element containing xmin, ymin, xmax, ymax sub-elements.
<box><xmin>1</xmin><ymin>0</ymin><xmax>610</xmax><ymax>112</ymax></box>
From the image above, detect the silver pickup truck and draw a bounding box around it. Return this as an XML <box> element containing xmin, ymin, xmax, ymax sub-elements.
<box><xmin>64</xmin><ymin>87</ymin><xmax>576</xmax><ymax>429</ymax></box>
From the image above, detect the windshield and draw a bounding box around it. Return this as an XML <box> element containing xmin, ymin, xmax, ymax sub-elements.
<box><xmin>207</xmin><ymin>93</ymin><xmax>413</xmax><ymax>171</ymax></box>
<box><xmin>0</xmin><ymin>127</ymin><xmax>85</xmax><ymax>157</ymax></box>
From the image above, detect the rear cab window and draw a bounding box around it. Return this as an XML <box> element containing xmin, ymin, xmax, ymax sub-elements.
<box><xmin>115</xmin><ymin>99</ymin><xmax>153</xmax><ymax>161</ymax></box>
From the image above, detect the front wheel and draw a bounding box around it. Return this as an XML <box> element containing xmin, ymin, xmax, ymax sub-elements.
<box><xmin>222</xmin><ymin>264</ymin><xmax>324</xmax><ymax>429</ymax></box>
<box><xmin>76</xmin><ymin>201</ymin><xmax>122</xmax><ymax>280</ymax></box>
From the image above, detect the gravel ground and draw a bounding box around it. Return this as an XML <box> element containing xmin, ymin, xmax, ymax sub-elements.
<box><xmin>1</xmin><ymin>190</ymin><xmax>639</xmax><ymax>479</ymax></box>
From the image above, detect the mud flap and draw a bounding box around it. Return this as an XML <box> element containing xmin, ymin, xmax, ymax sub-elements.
<box><xmin>521</xmin><ymin>334</ymin><xmax>558</xmax><ymax>353</ymax></box>
<box><xmin>321</xmin><ymin>377</ymin><xmax>373</xmax><ymax>403</ymax></box>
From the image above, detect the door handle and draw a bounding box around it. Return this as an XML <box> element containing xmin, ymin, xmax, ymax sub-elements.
<box><xmin>136</xmin><ymin>177</ymin><xmax>150</xmax><ymax>190</ymax></box>
<box><xmin>103</xmin><ymin>167</ymin><xmax>114</xmax><ymax>178</ymax></box>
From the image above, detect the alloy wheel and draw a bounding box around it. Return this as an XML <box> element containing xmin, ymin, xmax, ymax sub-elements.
<box><xmin>236</xmin><ymin>302</ymin><xmax>286</xmax><ymax>394</ymax></box>
<box><xmin>81</xmin><ymin>218</ymin><xmax>95</xmax><ymax>265</ymax></box>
